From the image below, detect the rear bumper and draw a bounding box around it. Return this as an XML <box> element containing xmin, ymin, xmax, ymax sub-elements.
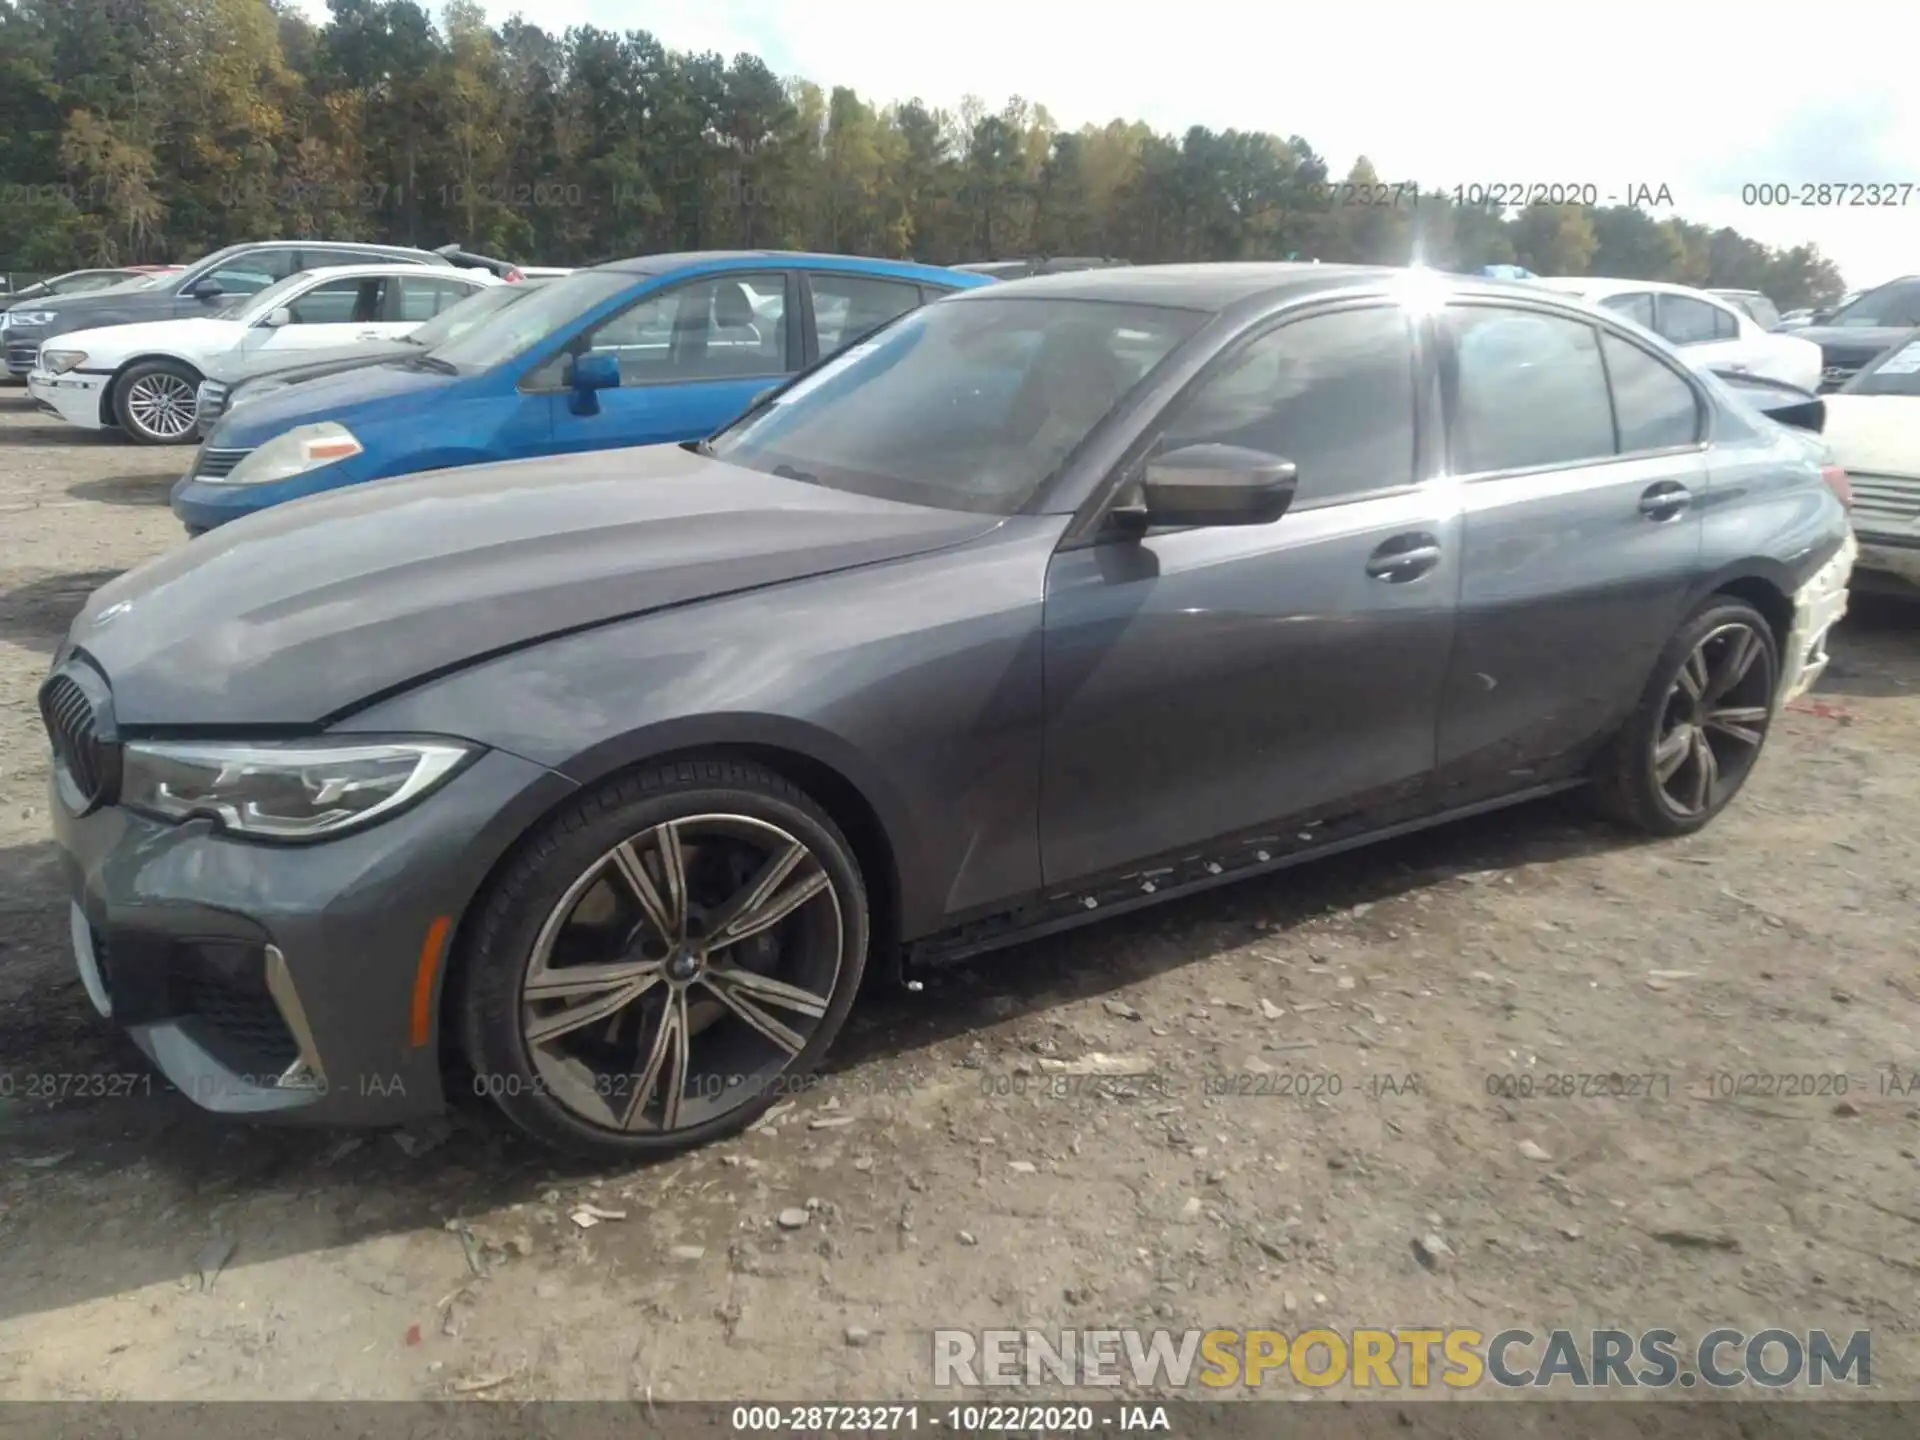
<box><xmin>1778</xmin><ymin>531</ymin><xmax>1856</xmax><ymax>705</ymax></box>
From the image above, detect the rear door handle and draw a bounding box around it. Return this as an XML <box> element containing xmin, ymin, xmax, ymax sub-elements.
<box><xmin>1366</xmin><ymin>532</ymin><xmax>1443</xmax><ymax>582</ymax></box>
<box><xmin>356</xmin><ymin>330</ymin><xmax>384</xmax><ymax>340</ymax></box>
<box><xmin>1639</xmin><ymin>481</ymin><xmax>1691</xmax><ymax>521</ymax></box>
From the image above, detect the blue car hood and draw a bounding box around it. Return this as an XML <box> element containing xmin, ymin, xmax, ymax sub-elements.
<box><xmin>209</xmin><ymin>359</ymin><xmax>463</xmax><ymax>444</ymax></box>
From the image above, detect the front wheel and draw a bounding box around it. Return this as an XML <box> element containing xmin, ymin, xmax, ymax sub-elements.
<box><xmin>113</xmin><ymin>358</ymin><xmax>203</xmax><ymax>444</ymax></box>
<box><xmin>455</xmin><ymin>758</ymin><xmax>869</xmax><ymax>1159</ymax></box>
<box><xmin>1594</xmin><ymin>597</ymin><xmax>1780</xmax><ymax>836</ymax></box>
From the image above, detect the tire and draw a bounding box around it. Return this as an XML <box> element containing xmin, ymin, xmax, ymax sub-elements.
<box><xmin>455</xmin><ymin>758</ymin><xmax>870</xmax><ymax>1159</ymax></box>
<box><xmin>112</xmin><ymin>358</ymin><xmax>202</xmax><ymax>445</ymax></box>
<box><xmin>1593</xmin><ymin>597</ymin><xmax>1780</xmax><ymax>836</ymax></box>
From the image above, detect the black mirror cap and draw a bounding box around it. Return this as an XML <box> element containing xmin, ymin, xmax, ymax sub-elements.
<box><xmin>189</xmin><ymin>277</ymin><xmax>224</xmax><ymax>299</ymax></box>
<box><xmin>1141</xmin><ymin>443</ymin><xmax>1298</xmax><ymax>527</ymax></box>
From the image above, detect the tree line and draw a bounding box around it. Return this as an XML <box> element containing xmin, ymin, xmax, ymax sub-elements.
<box><xmin>0</xmin><ymin>0</ymin><xmax>1848</xmax><ymax>307</ymax></box>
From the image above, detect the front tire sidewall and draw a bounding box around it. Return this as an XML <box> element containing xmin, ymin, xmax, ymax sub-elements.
<box><xmin>113</xmin><ymin>359</ymin><xmax>203</xmax><ymax>445</ymax></box>
<box><xmin>458</xmin><ymin>766</ymin><xmax>870</xmax><ymax>1159</ymax></box>
<box><xmin>1607</xmin><ymin>599</ymin><xmax>1779</xmax><ymax>836</ymax></box>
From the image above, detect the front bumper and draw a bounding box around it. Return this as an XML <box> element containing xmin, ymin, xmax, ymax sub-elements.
<box><xmin>170</xmin><ymin>453</ymin><xmax>372</xmax><ymax>531</ymax></box>
<box><xmin>26</xmin><ymin>367</ymin><xmax>108</xmax><ymax>429</ymax></box>
<box><xmin>50</xmin><ymin>745</ymin><xmax>576</xmax><ymax>1125</ymax></box>
<box><xmin>1778</xmin><ymin>531</ymin><xmax>1856</xmax><ymax>706</ymax></box>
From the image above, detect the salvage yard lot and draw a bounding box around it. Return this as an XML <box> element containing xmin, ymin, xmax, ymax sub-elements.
<box><xmin>1</xmin><ymin>390</ymin><xmax>1918</xmax><ymax>1401</ymax></box>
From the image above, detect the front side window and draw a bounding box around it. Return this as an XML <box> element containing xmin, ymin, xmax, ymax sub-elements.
<box><xmin>1602</xmin><ymin>332</ymin><xmax>1702</xmax><ymax>451</ymax></box>
<box><xmin>1156</xmin><ymin>306</ymin><xmax>1417</xmax><ymax>505</ymax></box>
<box><xmin>285</xmin><ymin>276</ymin><xmax>386</xmax><ymax>325</ymax></box>
<box><xmin>1599</xmin><ymin>292</ymin><xmax>1655</xmax><ymax>329</ymax></box>
<box><xmin>568</xmin><ymin>273</ymin><xmax>789</xmax><ymax>385</ymax></box>
<box><xmin>434</xmin><ymin>267</ymin><xmax>637</xmax><ymax>373</ymax></box>
<box><xmin>809</xmin><ymin>273</ymin><xmax>922</xmax><ymax>359</ymax></box>
<box><xmin>707</xmin><ymin>296</ymin><xmax>1204</xmax><ymax>514</ymax></box>
<box><xmin>1829</xmin><ymin>280</ymin><xmax>1920</xmax><ymax>329</ymax></box>
<box><xmin>1656</xmin><ymin>294</ymin><xmax>1729</xmax><ymax>346</ymax></box>
<box><xmin>1445</xmin><ymin>306</ymin><xmax>1614</xmax><ymax>473</ymax></box>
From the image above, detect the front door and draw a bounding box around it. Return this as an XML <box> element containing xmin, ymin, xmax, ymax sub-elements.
<box><xmin>1433</xmin><ymin>302</ymin><xmax>1707</xmax><ymax>798</ymax></box>
<box><xmin>539</xmin><ymin>270</ymin><xmax>798</xmax><ymax>455</ymax></box>
<box><xmin>1039</xmin><ymin>301</ymin><xmax>1459</xmax><ymax>886</ymax></box>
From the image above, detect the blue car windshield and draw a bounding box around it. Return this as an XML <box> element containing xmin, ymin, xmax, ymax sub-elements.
<box><xmin>426</xmin><ymin>268</ymin><xmax>637</xmax><ymax>371</ymax></box>
<box><xmin>705</xmin><ymin>297</ymin><xmax>1204</xmax><ymax>515</ymax></box>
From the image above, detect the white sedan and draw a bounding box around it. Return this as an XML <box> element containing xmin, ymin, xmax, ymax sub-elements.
<box><xmin>26</xmin><ymin>263</ymin><xmax>498</xmax><ymax>444</ymax></box>
<box><xmin>1535</xmin><ymin>277</ymin><xmax>1822</xmax><ymax>392</ymax></box>
<box><xmin>1821</xmin><ymin>332</ymin><xmax>1920</xmax><ymax>590</ymax></box>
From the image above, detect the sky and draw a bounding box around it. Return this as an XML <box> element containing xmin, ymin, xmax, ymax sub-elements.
<box><xmin>290</xmin><ymin>0</ymin><xmax>1920</xmax><ymax>291</ymax></box>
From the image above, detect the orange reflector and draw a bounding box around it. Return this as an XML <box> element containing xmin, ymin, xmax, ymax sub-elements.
<box><xmin>410</xmin><ymin>916</ymin><xmax>453</xmax><ymax>1047</ymax></box>
<box><xmin>310</xmin><ymin>440</ymin><xmax>360</xmax><ymax>462</ymax></box>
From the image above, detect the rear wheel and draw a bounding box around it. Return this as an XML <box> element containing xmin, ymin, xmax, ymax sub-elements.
<box><xmin>456</xmin><ymin>758</ymin><xmax>869</xmax><ymax>1159</ymax></box>
<box><xmin>113</xmin><ymin>358</ymin><xmax>202</xmax><ymax>445</ymax></box>
<box><xmin>1594</xmin><ymin>597</ymin><xmax>1779</xmax><ymax>836</ymax></box>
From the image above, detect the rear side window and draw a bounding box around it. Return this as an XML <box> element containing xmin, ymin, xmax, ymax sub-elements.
<box><xmin>396</xmin><ymin>275</ymin><xmax>481</xmax><ymax>321</ymax></box>
<box><xmin>1601</xmin><ymin>333</ymin><xmax>1701</xmax><ymax>451</ymax></box>
<box><xmin>1445</xmin><ymin>307</ymin><xmax>1614</xmax><ymax>473</ymax></box>
<box><xmin>809</xmin><ymin>274</ymin><xmax>922</xmax><ymax>359</ymax></box>
<box><xmin>1599</xmin><ymin>292</ymin><xmax>1655</xmax><ymax>329</ymax></box>
<box><xmin>1657</xmin><ymin>294</ymin><xmax>1734</xmax><ymax>345</ymax></box>
<box><xmin>1159</xmin><ymin>305</ymin><xmax>1417</xmax><ymax>504</ymax></box>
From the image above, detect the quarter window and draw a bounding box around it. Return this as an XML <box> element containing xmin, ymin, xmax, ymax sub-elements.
<box><xmin>1602</xmin><ymin>333</ymin><xmax>1701</xmax><ymax>452</ymax></box>
<box><xmin>1444</xmin><ymin>306</ymin><xmax>1614</xmax><ymax>473</ymax></box>
<box><xmin>1157</xmin><ymin>306</ymin><xmax>1417</xmax><ymax>504</ymax></box>
<box><xmin>566</xmin><ymin>273</ymin><xmax>789</xmax><ymax>386</ymax></box>
<box><xmin>809</xmin><ymin>274</ymin><xmax>922</xmax><ymax>359</ymax></box>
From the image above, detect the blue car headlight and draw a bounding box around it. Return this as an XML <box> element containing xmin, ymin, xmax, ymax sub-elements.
<box><xmin>216</xmin><ymin>421</ymin><xmax>364</xmax><ymax>486</ymax></box>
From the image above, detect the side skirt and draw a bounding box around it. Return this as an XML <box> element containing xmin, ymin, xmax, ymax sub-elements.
<box><xmin>899</xmin><ymin>778</ymin><xmax>1587</xmax><ymax>981</ymax></box>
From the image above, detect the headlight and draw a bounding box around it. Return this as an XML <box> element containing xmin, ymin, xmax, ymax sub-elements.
<box><xmin>38</xmin><ymin>350</ymin><xmax>87</xmax><ymax>375</ymax></box>
<box><xmin>218</xmin><ymin>421</ymin><xmax>364</xmax><ymax>486</ymax></box>
<box><xmin>120</xmin><ymin>738</ymin><xmax>476</xmax><ymax>840</ymax></box>
<box><xmin>9</xmin><ymin>309</ymin><xmax>55</xmax><ymax>327</ymax></box>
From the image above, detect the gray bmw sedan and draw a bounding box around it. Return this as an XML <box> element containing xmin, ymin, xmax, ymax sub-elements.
<box><xmin>40</xmin><ymin>264</ymin><xmax>1855</xmax><ymax>1157</ymax></box>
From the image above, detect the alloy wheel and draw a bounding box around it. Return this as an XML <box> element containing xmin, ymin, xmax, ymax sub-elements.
<box><xmin>517</xmin><ymin>814</ymin><xmax>843</xmax><ymax>1134</ymax></box>
<box><xmin>1651</xmin><ymin>621</ymin><xmax>1774</xmax><ymax>818</ymax></box>
<box><xmin>124</xmin><ymin>372</ymin><xmax>198</xmax><ymax>440</ymax></box>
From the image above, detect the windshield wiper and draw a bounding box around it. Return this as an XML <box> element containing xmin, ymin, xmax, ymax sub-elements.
<box><xmin>771</xmin><ymin>462</ymin><xmax>819</xmax><ymax>484</ymax></box>
<box><xmin>407</xmin><ymin>354</ymin><xmax>459</xmax><ymax>374</ymax></box>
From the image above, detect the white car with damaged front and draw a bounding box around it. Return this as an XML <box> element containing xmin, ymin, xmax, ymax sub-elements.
<box><xmin>1821</xmin><ymin>331</ymin><xmax>1920</xmax><ymax>590</ymax></box>
<box><xmin>26</xmin><ymin>263</ymin><xmax>497</xmax><ymax>445</ymax></box>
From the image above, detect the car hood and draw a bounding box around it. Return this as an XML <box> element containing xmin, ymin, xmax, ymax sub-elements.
<box><xmin>72</xmin><ymin>445</ymin><xmax>1006</xmax><ymax>725</ymax></box>
<box><xmin>1822</xmin><ymin>394</ymin><xmax>1920</xmax><ymax>479</ymax></box>
<box><xmin>61</xmin><ymin>315</ymin><xmax>242</xmax><ymax>359</ymax></box>
<box><xmin>207</xmin><ymin>359</ymin><xmax>461</xmax><ymax>443</ymax></box>
<box><xmin>203</xmin><ymin>341</ymin><xmax>420</xmax><ymax>388</ymax></box>
<box><xmin>1794</xmin><ymin>325</ymin><xmax>1913</xmax><ymax>359</ymax></box>
<box><xmin>15</xmin><ymin>287</ymin><xmax>177</xmax><ymax>330</ymax></box>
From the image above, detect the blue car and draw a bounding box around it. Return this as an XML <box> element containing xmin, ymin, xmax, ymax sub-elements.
<box><xmin>172</xmin><ymin>251</ymin><xmax>991</xmax><ymax>532</ymax></box>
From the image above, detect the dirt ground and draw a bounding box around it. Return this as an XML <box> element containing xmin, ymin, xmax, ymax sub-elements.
<box><xmin>1</xmin><ymin>388</ymin><xmax>1917</xmax><ymax>1404</ymax></box>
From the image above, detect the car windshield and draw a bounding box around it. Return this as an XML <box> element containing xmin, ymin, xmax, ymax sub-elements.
<box><xmin>402</xmin><ymin>282</ymin><xmax>533</xmax><ymax>346</ymax></box>
<box><xmin>1842</xmin><ymin>333</ymin><xmax>1920</xmax><ymax>397</ymax></box>
<box><xmin>705</xmin><ymin>296</ymin><xmax>1205</xmax><ymax>515</ymax></box>
<box><xmin>426</xmin><ymin>268</ymin><xmax>638</xmax><ymax>371</ymax></box>
<box><xmin>232</xmin><ymin>271</ymin><xmax>322</xmax><ymax>323</ymax></box>
<box><xmin>1827</xmin><ymin>282</ymin><xmax>1920</xmax><ymax>328</ymax></box>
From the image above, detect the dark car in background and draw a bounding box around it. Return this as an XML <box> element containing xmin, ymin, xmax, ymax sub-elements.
<box><xmin>194</xmin><ymin>278</ymin><xmax>549</xmax><ymax>434</ymax></box>
<box><xmin>1790</xmin><ymin>275</ymin><xmax>1920</xmax><ymax>389</ymax></box>
<box><xmin>42</xmin><ymin>264</ymin><xmax>1853</xmax><ymax>1158</ymax></box>
<box><xmin>952</xmin><ymin>256</ymin><xmax>1131</xmax><ymax>281</ymax></box>
<box><xmin>4</xmin><ymin>241</ymin><xmax>459</xmax><ymax>379</ymax></box>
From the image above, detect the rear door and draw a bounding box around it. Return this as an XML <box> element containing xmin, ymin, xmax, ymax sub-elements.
<box><xmin>1434</xmin><ymin>302</ymin><xmax>1707</xmax><ymax>800</ymax></box>
<box><xmin>1040</xmin><ymin>300</ymin><xmax>1459</xmax><ymax>885</ymax></box>
<box><xmin>535</xmin><ymin>269</ymin><xmax>799</xmax><ymax>455</ymax></box>
<box><xmin>802</xmin><ymin>271</ymin><xmax>929</xmax><ymax>365</ymax></box>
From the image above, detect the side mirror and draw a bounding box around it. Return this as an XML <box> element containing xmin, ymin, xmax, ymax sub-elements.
<box><xmin>263</xmin><ymin>306</ymin><xmax>291</xmax><ymax>329</ymax></box>
<box><xmin>189</xmin><ymin>277</ymin><xmax>224</xmax><ymax>301</ymax></box>
<box><xmin>1123</xmin><ymin>444</ymin><xmax>1298</xmax><ymax>530</ymax></box>
<box><xmin>568</xmin><ymin>350</ymin><xmax>620</xmax><ymax>415</ymax></box>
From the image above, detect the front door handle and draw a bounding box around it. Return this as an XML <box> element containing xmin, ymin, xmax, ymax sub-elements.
<box><xmin>1366</xmin><ymin>532</ymin><xmax>1442</xmax><ymax>582</ymax></box>
<box><xmin>1639</xmin><ymin>481</ymin><xmax>1691</xmax><ymax>521</ymax></box>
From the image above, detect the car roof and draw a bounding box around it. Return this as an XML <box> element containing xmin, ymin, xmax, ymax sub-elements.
<box><xmin>1538</xmin><ymin>276</ymin><xmax>1736</xmax><ymax>303</ymax></box>
<box><xmin>590</xmin><ymin>250</ymin><xmax>992</xmax><ymax>287</ymax></box>
<box><xmin>940</xmin><ymin>262</ymin><xmax>1456</xmax><ymax>312</ymax></box>
<box><xmin>287</xmin><ymin>263</ymin><xmax>499</xmax><ymax>282</ymax></box>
